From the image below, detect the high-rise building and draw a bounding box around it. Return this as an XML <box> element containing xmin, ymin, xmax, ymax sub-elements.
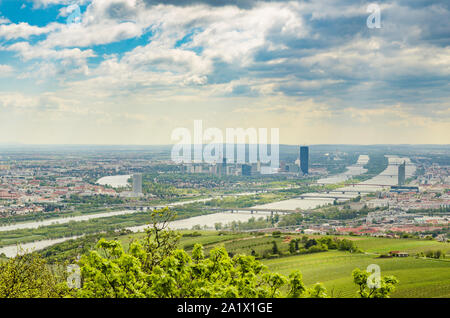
<box><xmin>300</xmin><ymin>146</ymin><xmax>309</xmax><ymax>174</ymax></box>
<box><xmin>214</xmin><ymin>158</ymin><xmax>227</xmax><ymax>176</ymax></box>
<box><xmin>194</xmin><ymin>164</ymin><xmax>203</xmax><ymax>173</ymax></box>
<box><xmin>216</xmin><ymin>158</ymin><xmax>227</xmax><ymax>176</ymax></box>
<box><xmin>242</xmin><ymin>164</ymin><xmax>252</xmax><ymax>176</ymax></box>
<box><xmin>132</xmin><ymin>173</ymin><xmax>143</xmax><ymax>194</ymax></box>
<box><xmin>222</xmin><ymin>158</ymin><xmax>227</xmax><ymax>176</ymax></box>
<box><xmin>398</xmin><ymin>161</ymin><xmax>406</xmax><ymax>186</ymax></box>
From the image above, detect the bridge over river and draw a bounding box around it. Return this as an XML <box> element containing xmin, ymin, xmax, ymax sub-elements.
<box><xmin>249</xmin><ymin>155</ymin><xmax>416</xmax><ymax>213</ymax></box>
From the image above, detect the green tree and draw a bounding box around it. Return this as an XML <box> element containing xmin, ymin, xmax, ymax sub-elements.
<box><xmin>352</xmin><ymin>268</ymin><xmax>399</xmax><ymax>298</ymax></box>
<box><xmin>0</xmin><ymin>252</ymin><xmax>69</xmax><ymax>298</ymax></box>
<box><xmin>289</xmin><ymin>240</ymin><xmax>296</xmax><ymax>254</ymax></box>
<box><xmin>76</xmin><ymin>209</ymin><xmax>326</xmax><ymax>298</ymax></box>
<box><xmin>141</xmin><ymin>207</ymin><xmax>181</xmax><ymax>272</ymax></box>
<box><xmin>304</xmin><ymin>239</ymin><xmax>317</xmax><ymax>249</ymax></box>
<box><xmin>271</xmin><ymin>241</ymin><xmax>279</xmax><ymax>255</ymax></box>
<box><xmin>305</xmin><ymin>283</ymin><xmax>328</xmax><ymax>298</ymax></box>
<box><xmin>0</xmin><ymin>209</ymin><xmax>385</xmax><ymax>299</ymax></box>
<box><xmin>287</xmin><ymin>271</ymin><xmax>305</xmax><ymax>297</ymax></box>
<box><xmin>77</xmin><ymin>239</ymin><xmax>325</xmax><ymax>298</ymax></box>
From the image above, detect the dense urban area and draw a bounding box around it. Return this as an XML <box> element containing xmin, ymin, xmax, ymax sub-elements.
<box><xmin>0</xmin><ymin>144</ymin><xmax>449</xmax><ymax>298</ymax></box>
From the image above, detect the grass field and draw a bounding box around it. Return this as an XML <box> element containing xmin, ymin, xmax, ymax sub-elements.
<box><xmin>117</xmin><ymin>231</ymin><xmax>251</xmax><ymax>251</ymax></box>
<box><xmin>350</xmin><ymin>236</ymin><xmax>449</xmax><ymax>255</ymax></box>
<box><xmin>263</xmin><ymin>250</ymin><xmax>450</xmax><ymax>298</ymax></box>
<box><xmin>177</xmin><ymin>233</ymin><xmax>450</xmax><ymax>298</ymax></box>
<box><xmin>37</xmin><ymin>230</ymin><xmax>450</xmax><ymax>298</ymax></box>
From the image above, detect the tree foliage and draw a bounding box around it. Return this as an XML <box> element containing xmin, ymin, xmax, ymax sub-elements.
<box><xmin>77</xmin><ymin>239</ymin><xmax>325</xmax><ymax>298</ymax></box>
<box><xmin>352</xmin><ymin>268</ymin><xmax>399</xmax><ymax>298</ymax></box>
<box><xmin>77</xmin><ymin>208</ymin><xmax>326</xmax><ymax>298</ymax></box>
<box><xmin>0</xmin><ymin>208</ymin><xmax>399</xmax><ymax>299</ymax></box>
<box><xmin>0</xmin><ymin>252</ymin><xmax>69</xmax><ymax>298</ymax></box>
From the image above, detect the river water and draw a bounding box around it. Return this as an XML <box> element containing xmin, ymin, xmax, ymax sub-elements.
<box><xmin>127</xmin><ymin>211</ymin><xmax>272</xmax><ymax>233</ymax></box>
<box><xmin>0</xmin><ymin>236</ymin><xmax>83</xmax><ymax>258</ymax></box>
<box><xmin>0</xmin><ymin>210</ymin><xmax>139</xmax><ymax>232</ymax></box>
<box><xmin>317</xmin><ymin>154</ymin><xmax>369</xmax><ymax>184</ymax></box>
<box><xmin>0</xmin><ymin>156</ymin><xmax>415</xmax><ymax>257</ymax></box>
<box><xmin>0</xmin><ymin>211</ymin><xmax>270</xmax><ymax>257</ymax></box>
<box><xmin>0</xmin><ymin>194</ymin><xmax>263</xmax><ymax>257</ymax></box>
<box><xmin>251</xmin><ymin>155</ymin><xmax>415</xmax><ymax>211</ymax></box>
<box><xmin>0</xmin><ymin>197</ymin><xmax>224</xmax><ymax>233</ymax></box>
<box><xmin>96</xmin><ymin>175</ymin><xmax>131</xmax><ymax>188</ymax></box>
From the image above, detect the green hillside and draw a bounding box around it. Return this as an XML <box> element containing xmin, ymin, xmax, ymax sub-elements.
<box><xmin>35</xmin><ymin>230</ymin><xmax>450</xmax><ymax>298</ymax></box>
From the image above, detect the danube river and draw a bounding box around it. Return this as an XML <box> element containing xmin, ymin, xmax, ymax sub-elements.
<box><xmin>96</xmin><ymin>175</ymin><xmax>131</xmax><ymax>188</ymax></box>
<box><xmin>251</xmin><ymin>155</ymin><xmax>415</xmax><ymax>211</ymax></box>
<box><xmin>0</xmin><ymin>156</ymin><xmax>415</xmax><ymax>257</ymax></box>
<box><xmin>317</xmin><ymin>154</ymin><xmax>369</xmax><ymax>184</ymax></box>
<box><xmin>0</xmin><ymin>211</ymin><xmax>269</xmax><ymax>257</ymax></box>
<box><xmin>0</xmin><ymin>193</ymin><xmax>264</xmax><ymax>257</ymax></box>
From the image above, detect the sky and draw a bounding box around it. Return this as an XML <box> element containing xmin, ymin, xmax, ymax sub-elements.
<box><xmin>0</xmin><ymin>0</ymin><xmax>448</xmax><ymax>145</ymax></box>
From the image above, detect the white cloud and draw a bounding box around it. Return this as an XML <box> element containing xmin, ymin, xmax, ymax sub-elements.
<box><xmin>3</xmin><ymin>41</ymin><xmax>96</xmax><ymax>78</ymax></box>
<box><xmin>0</xmin><ymin>0</ymin><xmax>448</xmax><ymax>144</ymax></box>
<box><xmin>6</xmin><ymin>41</ymin><xmax>95</xmax><ymax>62</ymax></box>
<box><xmin>31</xmin><ymin>0</ymin><xmax>90</xmax><ymax>9</ymax></box>
<box><xmin>0</xmin><ymin>22</ymin><xmax>60</xmax><ymax>40</ymax></box>
<box><xmin>0</xmin><ymin>64</ymin><xmax>13</xmax><ymax>77</ymax></box>
<box><xmin>42</xmin><ymin>21</ymin><xmax>143</xmax><ymax>48</ymax></box>
<box><xmin>0</xmin><ymin>92</ymin><xmax>38</xmax><ymax>110</ymax></box>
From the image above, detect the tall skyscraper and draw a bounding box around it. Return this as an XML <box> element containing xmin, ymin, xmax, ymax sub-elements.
<box><xmin>300</xmin><ymin>146</ymin><xmax>309</xmax><ymax>174</ymax></box>
<box><xmin>398</xmin><ymin>161</ymin><xmax>406</xmax><ymax>186</ymax></box>
<box><xmin>222</xmin><ymin>158</ymin><xmax>227</xmax><ymax>173</ymax></box>
<box><xmin>242</xmin><ymin>164</ymin><xmax>252</xmax><ymax>176</ymax></box>
<box><xmin>132</xmin><ymin>173</ymin><xmax>143</xmax><ymax>194</ymax></box>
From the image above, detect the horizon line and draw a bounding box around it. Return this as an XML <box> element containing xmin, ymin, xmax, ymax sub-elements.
<box><xmin>0</xmin><ymin>143</ymin><xmax>449</xmax><ymax>147</ymax></box>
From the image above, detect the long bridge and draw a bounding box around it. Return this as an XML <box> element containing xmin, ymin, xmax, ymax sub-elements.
<box><xmin>202</xmin><ymin>207</ymin><xmax>300</xmax><ymax>215</ymax></box>
<box><xmin>297</xmin><ymin>195</ymin><xmax>354</xmax><ymax>200</ymax></box>
<box><xmin>315</xmin><ymin>183</ymin><xmax>396</xmax><ymax>187</ymax></box>
<box><xmin>321</xmin><ymin>189</ymin><xmax>373</xmax><ymax>194</ymax></box>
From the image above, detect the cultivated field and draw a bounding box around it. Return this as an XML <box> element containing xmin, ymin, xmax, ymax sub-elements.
<box><xmin>264</xmin><ymin>250</ymin><xmax>450</xmax><ymax>298</ymax></box>
<box><xmin>178</xmin><ymin>232</ymin><xmax>450</xmax><ymax>298</ymax></box>
<box><xmin>36</xmin><ymin>230</ymin><xmax>450</xmax><ymax>298</ymax></box>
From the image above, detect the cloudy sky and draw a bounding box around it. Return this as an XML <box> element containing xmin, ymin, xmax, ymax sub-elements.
<box><xmin>0</xmin><ymin>0</ymin><xmax>448</xmax><ymax>145</ymax></box>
